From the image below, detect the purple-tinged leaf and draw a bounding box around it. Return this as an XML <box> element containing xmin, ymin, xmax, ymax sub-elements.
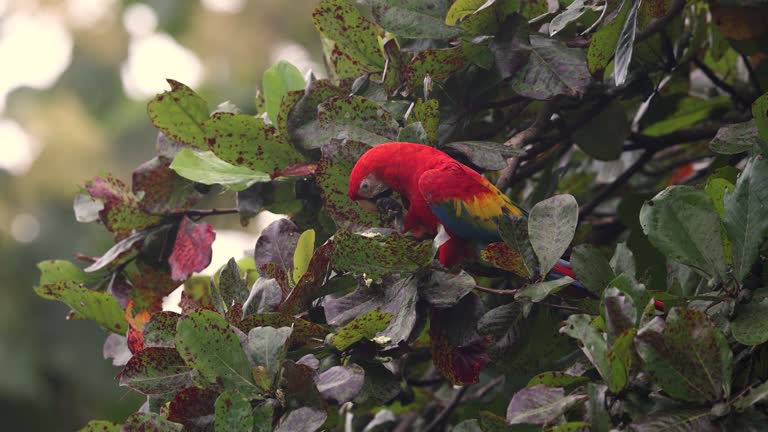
<box><xmin>85</xmin><ymin>231</ymin><xmax>145</xmax><ymax>273</ymax></box>
<box><xmin>168</xmin><ymin>216</ymin><xmax>215</xmax><ymax>281</ymax></box>
<box><xmin>420</xmin><ymin>270</ymin><xmax>476</xmax><ymax>308</ymax></box>
<box><xmin>243</xmin><ymin>278</ymin><xmax>283</xmax><ymax>315</ymax></box>
<box><xmin>143</xmin><ymin>311</ymin><xmax>180</xmax><ymax>348</ymax></box>
<box><xmin>280</xmin><ymin>240</ymin><xmax>335</xmax><ymax>315</ymax></box>
<box><xmin>238</xmin><ymin>313</ymin><xmax>329</xmax><ymax>349</ymax></box>
<box><xmin>314</xmin><ymin>364</ymin><xmax>365</xmax><ymax>404</ymax></box>
<box><xmin>245</xmin><ymin>326</ymin><xmax>292</xmax><ymax>379</ymax></box>
<box><xmin>167</xmin><ymin>387</ymin><xmax>218</xmax><ymax>426</ymax></box>
<box><xmin>122</xmin><ymin>412</ymin><xmax>183</xmax><ymax>432</ymax></box>
<box><xmin>132</xmin><ymin>156</ymin><xmax>204</xmax><ymax>214</ymax></box>
<box><xmin>254</xmin><ymin>218</ymin><xmax>300</xmax><ymax>284</ymax></box>
<box><xmin>73</xmin><ymin>193</ymin><xmax>103</xmax><ymax>223</ymax></box>
<box><xmin>84</xmin><ymin>175</ymin><xmax>162</xmax><ymax>234</ymax></box>
<box><xmin>275</xmin><ymin>406</ymin><xmax>327</xmax><ymax>432</ymax></box>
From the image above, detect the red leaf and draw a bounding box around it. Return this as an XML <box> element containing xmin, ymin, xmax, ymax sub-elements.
<box><xmin>168</xmin><ymin>387</ymin><xmax>218</xmax><ymax>424</ymax></box>
<box><xmin>84</xmin><ymin>175</ymin><xmax>162</xmax><ymax>234</ymax></box>
<box><xmin>169</xmin><ymin>216</ymin><xmax>215</xmax><ymax>281</ymax></box>
<box><xmin>127</xmin><ymin>327</ymin><xmax>145</xmax><ymax>354</ymax></box>
<box><xmin>274</xmin><ymin>162</ymin><xmax>318</xmax><ymax>178</ymax></box>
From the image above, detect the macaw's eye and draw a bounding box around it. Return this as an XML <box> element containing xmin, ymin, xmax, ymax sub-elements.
<box><xmin>360</xmin><ymin>180</ymin><xmax>370</xmax><ymax>191</ymax></box>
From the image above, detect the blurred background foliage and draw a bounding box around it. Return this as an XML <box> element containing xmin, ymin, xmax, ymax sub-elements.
<box><xmin>0</xmin><ymin>0</ymin><xmax>322</xmax><ymax>429</ymax></box>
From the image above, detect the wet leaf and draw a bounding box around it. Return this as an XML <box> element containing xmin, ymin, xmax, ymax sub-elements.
<box><xmin>529</xmin><ymin>194</ymin><xmax>579</xmax><ymax>274</ymax></box>
<box><xmin>147</xmin><ymin>79</ymin><xmax>209</xmax><ymax>150</ymax></box>
<box><xmin>640</xmin><ymin>186</ymin><xmax>726</xmax><ymax>280</ymax></box>
<box><xmin>613</xmin><ymin>0</ymin><xmax>640</xmax><ymax>85</ymax></box>
<box><xmin>175</xmin><ymin>310</ymin><xmax>256</xmax><ymax>392</ymax></box>
<box><xmin>170</xmin><ymin>149</ymin><xmax>270</xmax><ymax>191</ymax></box>
<box><xmin>635</xmin><ymin>308</ymin><xmax>732</xmax><ymax>402</ymax></box>
<box><xmin>168</xmin><ymin>216</ymin><xmax>215</xmax><ymax>281</ymax></box>
<box><xmin>315</xmin><ymin>363</ymin><xmax>365</xmax><ymax>403</ymax></box>
<box><xmin>34</xmin><ymin>281</ymin><xmax>128</xmax><ymax>334</ymax></box>
<box><xmin>119</xmin><ymin>347</ymin><xmax>193</xmax><ymax>395</ymax></box>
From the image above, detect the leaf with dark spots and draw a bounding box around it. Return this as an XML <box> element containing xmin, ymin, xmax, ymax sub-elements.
<box><xmin>280</xmin><ymin>240</ymin><xmax>334</xmax><ymax>314</ymax></box>
<box><xmin>175</xmin><ymin>310</ymin><xmax>256</xmax><ymax>392</ymax></box>
<box><xmin>274</xmin><ymin>162</ymin><xmax>317</xmax><ymax>178</ymax></box>
<box><xmin>498</xmin><ymin>214</ymin><xmax>537</xmax><ymax>278</ymax></box>
<box><xmin>132</xmin><ymin>156</ymin><xmax>203</xmax><ymax>214</ymax></box>
<box><xmin>331</xmin><ymin>230</ymin><xmax>433</xmax><ymax>280</ymax></box>
<box><xmin>147</xmin><ymin>79</ymin><xmax>209</xmax><ymax>150</ymax></box>
<box><xmin>571</xmin><ymin>244</ymin><xmax>615</xmax><ymax>296</ymax></box>
<box><xmin>275</xmin><ymin>406</ymin><xmax>327</xmax><ymax>432</ymax></box>
<box><xmin>84</xmin><ymin>230</ymin><xmax>145</xmax><ymax>273</ymax></box>
<box><xmin>276</xmin><ymin>89</ymin><xmax>305</xmax><ymax>136</ymax></box>
<box><xmin>560</xmin><ymin>314</ymin><xmax>611</xmax><ymax>382</ymax></box>
<box><xmin>635</xmin><ymin>308</ymin><xmax>732</xmax><ymax>402</ymax></box>
<box><xmin>506</xmin><ymin>384</ymin><xmax>586</xmax><ymax>425</ymax></box>
<box><xmin>286</xmin><ymin>79</ymin><xmax>348</xmax><ymax>150</ymax></box>
<box><xmin>406</xmin><ymin>44</ymin><xmax>477</xmax><ymax>89</ymax></box>
<box><xmin>78</xmin><ymin>420</ymin><xmax>121</xmax><ymax>432</ymax></box>
<box><xmin>527</xmin><ymin>371</ymin><xmax>591</xmax><ymax>388</ymax></box>
<box><xmin>364</xmin><ymin>0</ymin><xmax>464</xmax><ymax>39</ymax></box>
<box><xmin>606</xmin><ymin>327</ymin><xmax>635</xmax><ymax>392</ymax></box>
<box><xmin>528</xmin><ymin>194</ymin><xmax>578</xmax><ymax>275</ymax></box>
<box><xmin>481</xmin><ymin>242</ymin><xmax>532</xmax><ymax>279</ymax></box>
<box><xmin>420</xmin><ymin>270</ymin><xmax>476</xmax><ymax>308</ymax></box>
<box><xmin>254</xmin><ymin>218</ymin><xmax>300</xmax><ymax>286</ymax></box>
<box><xmin>245</xmin><ymin>326</ymin><xmax>292</xmax><ymax>381</ymax></box>
<box><xmin>316</xmin><ymin>140</ymin><xmax>390</xmax><ymax>231</ymax></box>
<box><xmin>122</xmin><ymin>412</ymin><xmax>183</xmax><ymax>432</ymax></box>
<box><xmin>315</xmin><ymin>364</ymin><xmax>365</xmax><ymax>404</ymax></box>
<box><xmin>587</xmin><ymin>0</ymin><xmax>632</xmax><ymax>77</ymax></box>
<box><xmin>84</xmin><ymin>175</ymin><xmax>162</xmax><ymax>234</ymax></box>
<box><xmin>316</xmin><ymin>96</ymin><xmax>400</xmax><ymax>146</ymax></box>
<box><xmin>203</xmin><ymin>112</ymin><xmax>304</xmax><ymax>175</ymax></box>
<box><xmin>33</xmin><ymin>281</ymin><xmax>128</xmax><ymax>334</ymax></box>
<box><xmin>238</xmin><ymin>313</ymin><xmax>329</xmax><ymax>349</ymax></box>
<box><xmin>312</xmin><ymin>0</ymin><xmax>384</xmax><ymax>79</ymax></box>
<box><xmin>213</xmin><ymin>258</ymin><xmax>248</xmax><ymax>312</ymax></box>
<box><xmin>333</xmin><ymin>310</ymin><xmax>393</xmax><ymax>350</ymax></box>
<box><xmin>168</xmin><ymin>216</ymin><xmax>215</xmax><ymax>281</ymax></box>
<box><xmin>214</xmin><ymin>390</ymin><xmax>253</xmax><ymax>432</ymax></box>
<box><xmin>430</xmin><ymin>294</ymin><xmax>490</xmax><ymax>385</ymax></box>
<box><xmin>119</xmin><ymin>347</ymin><xmax>193</xmax><ymax>395</ymax></box>
<box><xmin>143</xmin><ymin>311</ymin><xmax>180</xmax><ymax>348</ymax></box>
<box><xmin>123</xmin><ymin>258</ymin><xmax>181</xmax><ymax>313</ymax></box>
<box><xmin>445</xmin><ymin>140</ymin><xmax>526</xmax><ymax>171</ymax></box>
<box><xmin>167</xmin><ymin>387</ymin><xmax>218</xmax><ymax>425</ymax></box>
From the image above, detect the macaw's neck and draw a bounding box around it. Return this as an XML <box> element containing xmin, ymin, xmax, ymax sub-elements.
<box><xmin>371</xmin><ymin>143</ymin><xmax>454</xmax><ymax>200</ymax></box>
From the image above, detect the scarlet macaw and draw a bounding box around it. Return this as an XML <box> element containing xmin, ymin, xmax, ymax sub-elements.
<box><xmin>347</xmin><ymin>142</ymin><xmax>576</xmax><ymax>279</ymax></box>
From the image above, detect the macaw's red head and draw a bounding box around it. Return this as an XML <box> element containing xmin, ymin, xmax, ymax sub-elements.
<box><xmin>348</xmin><ymin>145</ymin><xmax>397</xmax><ymax>213</ymax></box>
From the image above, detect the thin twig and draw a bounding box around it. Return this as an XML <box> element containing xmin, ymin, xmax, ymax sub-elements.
<box><xmin>183</xmin><ymin>207</ymin><xmax>240</xmax><ymax>221</ymax></box>
<box><xmin>462</xmin><ymin>376</ymin><xmax>505</xmax><ymax>403</ymax></box>
<box><xmin>579</xmin><ymin>150</ymin><xmax>655</xmax><ymax>218</ymax></box>
<box><xmin>496</xmin><ymin>97</ymin><xmax>562</xmax><ymax>191</ymax></box>
<box><xmin>693</xmin><ymin>57</ymin><xmax>749</xmax><ymax>106</ymax></box>
<box><xmin>424</xmin><ymin>386</ymin><xmax>470</xmax><ymax>432</ymax></box>
<box><xmin>503</xmin><ymin>142</ymin><xmax>572</xmax><ymax>188</ymax></box>
<box><xmin>623</xmin><ymin>124</ymin><xmax>723</xmax><ymax>151</ymax></box>
<box><xmin>474</xmin><ymin>285</ymin><xmax>519</xmax><ymax>295</ymax></box>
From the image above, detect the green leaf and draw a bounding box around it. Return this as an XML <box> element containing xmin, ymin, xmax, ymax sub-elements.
<box><xmin>331</xmin><ymin>230</ymin><xmax>433</xmax><ymax>280</ymax></box>
<box><xmin>446</xmin><ymin>0</ymin><xmax>503</xmax><ymax>35</ymax></box>
<box><xmin>147</xmin><ymin>79</ymin><xmax>209</xmax><ymax>150</ymax></box>
<box><xmin>214</xmin><ymin>391</ymin><xmax>254</xmax><ymax>432</ymax></box>
<box><xmin>313</xmin><ymin>0</ymin><xmax>384</xmax><ymax>78</ymax></box>
<box><xmin>445</xmin><ymin>140</ymin><xmax>526</xmax><ymax>171</ymax></box>
<box><xmin>119</xmin><ymin>347</ymin><xmax>193</xmax><ymax>395</ymax></box>
<box><xmin>420</xmin><ymin>270</ymin><xmax>476</xmax><ymax>307</ymax></box>
<box><xmin>527</xmin><ymin>372</ymin><xmax>590</xmax><ymax>388</ymax></box>
<box><xmin>407</xmin><ymin>44</ymin><xmax>478</xmax><ymax>88</ymax></box>
<box><xmin>123</xmin><ymin>412</ymin><xmax>182</xmax><ymax>432</ymax></box>
<box><xmin>752</xmin><ymin>92</ymin><xmax>768</xmax><ymax>145</ymax></box>
<box><xmin>397</xmin><ymin>122</ymin><xmax>429</xmax><ymax>144</ymax></box>
<box><xmin>723</xmin><ymin>157</ymin><xmax>768</xmax><ymax>281</ymax></box>
<box><xmin>629</xmin><ymin>409</ymin><xmax>716</xmax><ymax>431</ymax></box>
<box><xmin>365</xmin><ymin>0</ymin><xmax>464</xmax><ymax>39</ymax></box>
<box><xmin>639</xmin><ymin>186</ymin><xmax>726</xmax><ymax>280</ymax></box>
<box><xmin>252</xmin><ymin>402</ymin><xmax>275</xmax><ymax>432</ymax></box>
<box><xmin>333</xmin><ymin>310</ymin><xmax>393</xmax><ymax>350</ymax></box>
<box><xmin>642</xmin><ymin>96</ymin><xmax>730</xmax><ymax>137</ymax></box>
<box><xmin>506</xmin><ymin>384</ymin><xmax>586</xmax><ymax>425</ymax></box>
<box><xmin>607</xmin><ymin>274</ymin><xmax>649</xmax><ymax>324</ymax></box>
<box><xmin>481</xmin><ymin>242</ymin><xmax>533</xmax><ymax>279</ymax></box>
<box><xmin>606</xmin><ymin>328</ymin><xmax>635</xmax><ymax>392</ymax></box>
<box><xmin>515</xmin><ymin>277</ymin><xmax>575</xmax><ymax>302</ymax></box>
<box><xmin>144</xmin><ymin>311</ymin><xmax>180</xmax><ymax>348</ymax></box>
<box><xmin>275</xmin><ymin>406</ymin><xmax>327</xmax><ymax>432</ymax></box>
<box><xmin>572</xmin><ymin>100</ymin><xmax>628</xmax><ymax>161</ymax></box>
<box><xmin>635</xmin><ymin>308</ymin><xmax>732</xmax><ymax>402</ymax></box>
<box><xmin>408</xmin><ymin>98</ymin><xmax>439</xmax><ymax>144</ymax></box>
<box><xmin>38</xmin><ymin>259</ymin><xmax>99</xmax><ymax>285</ymax></box>
<box><xmin>34</xmin><ymin>281</ymin><xmax>128</xmax><ymax>334</ymax></box>
<box><xmin>609</xmin><ymin>242</ymin><xmax>636</xmax><ymax>279</ymax></box>
<box><xmin>175</xmin><ymin>310</ymin><xmax>256</xmax><ymax>392</ymax></box>
<box><xmin>245</xmin><ymin>326</ymin><xmax>292</xmax><ymax>380</ymax></box>
<box><xmin>571</xmin><ymin>244</ymin><xmax>616</xmax><ymax>296</ymax></box>
<box><xmin>84</xmin><ymin>176</ymin><xmax>163</xmax><ymax>234</ymax></box>
<box><xmin>170</xmin><ymin>149</ymin><xmax>270</xmax><ymax>191</ymax></box>
<box><xmin>205</xmin><ymin>112</ymin><xmax>304</xmax><ymax>175</ymax></box>
<box><xmin>214</xmin><ymin>258</ymin><xmax>248</xmax><ymax>312</ymax></box>
<box><xmin>498</xmin><ymin>214</ymin><xmax>537</xmax><ymax>279</ymax></box>
<box><xmin>560</xmin><ymin>314</ymin><xmax>611</xmax><ymax>382</ymax></box>
<box><xmin>263</xmin><ymin>61</ymin><xmax>305</xmax><ymax>124</ymax></box>
<box><xmin>78</xmin><ymin>421</ymin><xmax>121</xmax><ymax>432</ymax></box>
<box><xmin>550</xmin><ymin>0</ymin><xmax>589</xmax><ymax>36</ymax></box>
<box><xmin>317</xmin><ymin>96</ymin><xmax>400</xmax><ymax>145</ymax></box>
<box><xmin>528</xmin><ymin>194</ymin><xmax>579</xmax><ymax>274</ymax></box>
<box><xmin>292</xmin><ymin>229</ymin><xmax>315</xmax><ymax>285</ymax></box>
<box><xmin>709</xmin><ymin>120</ymin><xmax>762</xmax><ymax>155</ymax></box>
<box><xmin>731</xmin><ymin>299</ymin><xmax>768</xmax><ymax>346</ymax></box>
<box><xmin>587</xmin><ymin>0</ymin><xmax>632</xmax><ymax>76</ymax></box>
<box><xmin>550</xmin><ymin>422</ymin><xmax>591</xmax><ymax>432</ymax></box>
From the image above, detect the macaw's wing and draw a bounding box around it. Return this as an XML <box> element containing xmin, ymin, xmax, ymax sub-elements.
<box><xmin>418</xmin><ymin>162</ymin><xmax>524</xmax><ymax>244</ymax></box>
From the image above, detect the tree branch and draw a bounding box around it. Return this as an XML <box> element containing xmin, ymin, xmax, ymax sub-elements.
<box><xmin>635</xmin><ymin>0</ymin><xmax>686</xmax><ymax>43</ymax></box>
<box><xmin>741</xmin><ymin>53</ymin><xmax>765</xmax><ymax>96</ymax></box>
<box><xmin>496</xmin><ymin>97</ymin><xmax>562</xmax><ymax>191</ymax></box>
<box><xmin>693</xmin><ymin>57</ymin><xmax>750</xmax><ymax>106</ymax></box>
<box><xmin>579</xmin><ymin>150</ymin><xmax>655</xmax><ymax>218</ymax></box>
<box><xmin>424</xmin><ymin>386</ymin><xmax>470</xmax><ymax>432</ymax></box>
<box><xmin>183</xmin><ymin>207</ymin><xmax>240</xmax><ymax>221</ymax></box>
<box><xmin>623</xmin><ymin>124</ymin><xmax>722</xmax><ymax>151</ymax></box>
<box><xmin>474</xmin><ymin>285</ymin><xmax>519</xmax><ymax>295</ymax></box>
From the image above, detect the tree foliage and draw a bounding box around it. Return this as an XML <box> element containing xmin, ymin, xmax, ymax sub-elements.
<box><xmin>35</xmin><ymin>0</ymin><xmax>768</xmax><ymax>430</ymax></box>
